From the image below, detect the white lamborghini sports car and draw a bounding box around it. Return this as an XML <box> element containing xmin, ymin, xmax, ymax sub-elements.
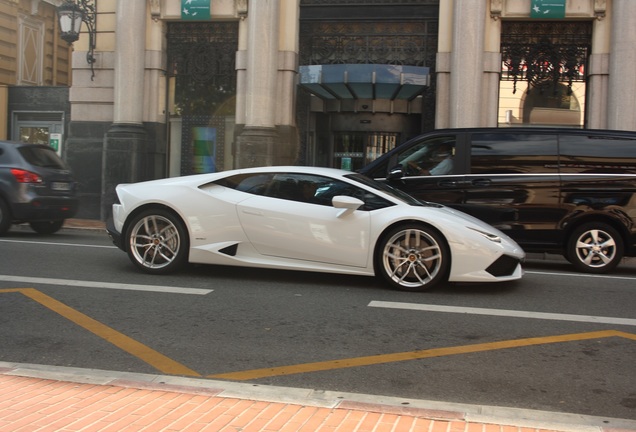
<box><xmin>107</xmin><ymin>166</ymin><xmax>524</xmax><ymax>292</ymax></box>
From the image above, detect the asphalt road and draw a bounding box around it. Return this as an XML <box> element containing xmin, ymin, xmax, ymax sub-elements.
<box><xmin>1</xmin><ymin>225</ymin><xmax>635</xmax><ymax>422</ymax></box>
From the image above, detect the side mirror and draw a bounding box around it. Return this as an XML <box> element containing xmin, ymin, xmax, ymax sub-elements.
<box><xmin>387</xmin><ymin>164</ymin><xmax>405</xmax><ymax>180</ymax></box>
<box><xmin>332</xmin><ymin>195</ymin><xmax>364</xmax><ymax>218</ymax></box>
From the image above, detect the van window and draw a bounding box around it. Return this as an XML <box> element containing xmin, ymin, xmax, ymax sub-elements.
<box><xmin>397</xmin><ymin>136</ymin><xmax>456</xmax><ymax>176</ymax></box>
<box><xmin>559</xmin><ymin>134</ymin><xmax>636</xmax><ymax>174</ymax></box>
<box><xmin>470</xmin><ymin>133</ymin><xmax>558</xmax><ymax>174</ymax></box>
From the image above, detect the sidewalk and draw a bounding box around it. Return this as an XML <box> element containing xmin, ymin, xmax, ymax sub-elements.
<box><xmin>2</xmin><ymin>363</ymin><xmax>635</xmax><ymax>432</ymax></box>
<box><xmin>63</xmin><ymin>219</ymin><xmax>107</xmax><ymax>231</ymax></box>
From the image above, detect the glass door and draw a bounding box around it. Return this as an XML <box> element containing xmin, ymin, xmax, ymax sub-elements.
<box><xmin>333</xmin><ymin>132</ymin><xmax>398</xmax><ymax>171</ymax></box>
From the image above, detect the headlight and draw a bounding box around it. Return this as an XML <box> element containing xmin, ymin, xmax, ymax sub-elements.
<box><xmin>467</xmin><ymin>227</ymin><xmax>501</xmax><ymax>243</ymax></box>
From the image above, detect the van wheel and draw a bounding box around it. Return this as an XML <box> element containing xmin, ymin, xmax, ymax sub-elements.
<box><xmin>566</xmin><ymin>222</ymin><xmax>623</xmax><ymax>274</ymax></box>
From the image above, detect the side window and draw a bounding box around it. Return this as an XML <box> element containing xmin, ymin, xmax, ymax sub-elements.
<box><xmin>559</xmin><ymin>134</ymin><xmax>636</xmax><ymax>174</ymax></box>
<box><xmin>214</xmin><ymin>173</ymin><xmax>274</xmax><ymax>195</ymax></box>
<box><xmin>397</xmin><ymin>136</ymin><xmax>456</xmax><ymax>176</ymax></box>
<box><xmin>267</xmin><ymin>174</ymin><xmax>363</xmax><ymax>206</ymax></box>
<box><xmin>216</xmin><ymin>172</ymin><xmax>392</xmax><ymax>210</ymax></box>
<box><xmin>470</xmin><ymin>133</ymin><xmax>558</xmax><ymax>174</ymax></box>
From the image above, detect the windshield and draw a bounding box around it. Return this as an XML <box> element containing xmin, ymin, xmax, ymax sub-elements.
<box><xmin>346</xmin><ymin>173</ymin><xmax>438</xmax><ymax>207</ymax></box>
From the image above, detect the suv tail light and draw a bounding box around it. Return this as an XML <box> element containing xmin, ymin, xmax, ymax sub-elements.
<box><xmin>11</xmin><ymin>168</ymin><xmax>43</xmax><ymax>184</ymax></box>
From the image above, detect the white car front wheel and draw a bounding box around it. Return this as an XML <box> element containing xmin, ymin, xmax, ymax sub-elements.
<box><xmin>377</xmin><ymin>224</ymin><xmax>449</xmax><ymax>292</ymax></box>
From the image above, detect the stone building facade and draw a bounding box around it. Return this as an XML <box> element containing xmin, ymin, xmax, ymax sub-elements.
<box><xmin>13</xmin><ymin>0</ymin><xmax>636</xmax><ymax>220</ymax></box>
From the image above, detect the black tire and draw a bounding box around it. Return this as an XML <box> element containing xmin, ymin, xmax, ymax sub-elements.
<box><xmin>0</xmin><ymin>199</ymin><xmax>11</xmax><ymax>236</ymax></box>
<box><xmin>125</xmin><ymin>208</ymin><xmax>189</xmax><ymax>274</ymax></box>
<box><xmin>29</xmin><ymin>220</ymin><xmax>65</xmax><ymax>235</ymax></box>
<box><xmin>566</xmin><ymin>222</ymin><xmax>623</xmax><ymax>274</ymax></box>
<box><xmin>376</xmin><ymin>223</ymin><xmax>450</xmax><ymax>292</ymax></box>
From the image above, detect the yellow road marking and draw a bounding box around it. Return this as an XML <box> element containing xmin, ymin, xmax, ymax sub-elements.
<box><xmin>208</xmin><ymin>330</ymin><xmax>636</xmax><ymax>380</ymax></box>
<box><xmin>3</xmin><ymin>288</ymin><xmax>634</xmax><ymax>382</ymax></box>
<box><xmin>1</xmin><ymin>288</ymin><xmax>200</xmax><ymax>377</ymax></box>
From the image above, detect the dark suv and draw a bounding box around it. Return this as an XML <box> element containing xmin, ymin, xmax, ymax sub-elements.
<box><xmin>0</xmin><ymin>140</ymin><xmax>79</xmax><ymax>235</ymax></box>
<box><xmin>359</xmin><ymin>127</ymin><xmax>636</xmax><ymax>274</ymax></box>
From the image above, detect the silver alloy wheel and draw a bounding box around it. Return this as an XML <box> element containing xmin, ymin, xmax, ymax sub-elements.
<box><xmin>572</xmin><ymin>228</ymin><xmax>617</xmax><ymax>269</ymax></box>
<box><xmin>381</xmin><ymin>227</ymin><xmax>443</xmax><ymax>289</ymax></box>
<box><xmin>129</xmin><ymin>214</ymin><xmax>181</xmax><ymax>269</ymax></box>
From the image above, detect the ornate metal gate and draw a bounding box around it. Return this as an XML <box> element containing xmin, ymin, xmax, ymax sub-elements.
<box><xmin>500</xmin><ymin>21</ymin><xmax>592</xmax><ymax>95</ymax></box>
<box><xmin>166</xmin><ymin>22</ymin><xmax>238</xmax><ymax>174</ymax></box>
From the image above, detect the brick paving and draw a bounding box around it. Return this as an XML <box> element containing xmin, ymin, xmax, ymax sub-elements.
<box><xmin>0</xmin><ymin>374</ymin><xmax>585</xmax><ymax>432</ymax></box>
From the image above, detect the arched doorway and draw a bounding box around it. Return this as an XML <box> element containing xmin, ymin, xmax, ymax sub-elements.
<box><xmin>499</xmin><ymin>21</ymin><xmax>591</xmax><ymax>128</ymax></box>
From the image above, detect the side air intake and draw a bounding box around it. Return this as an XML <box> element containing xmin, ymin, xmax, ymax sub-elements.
<box><xmin>219</xmin><ymin>244</ymin><xmax>238</xmax><ymax>256</ymax></box>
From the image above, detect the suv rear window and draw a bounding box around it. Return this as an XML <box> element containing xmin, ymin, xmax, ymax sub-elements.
<box><xmin>18</xmin><ymin>147</ymin><xmax>67</xmax><ymax>170</ymax></box>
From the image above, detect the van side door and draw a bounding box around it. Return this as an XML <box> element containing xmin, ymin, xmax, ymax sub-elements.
<box><xmin>466</xmin><ymin>133</ymin><xmax>563</xmax><ymax>247</ymax></box>
<box><xmin>558</xmin><ymin>133</ymin><xmax>636</xmax><ymax>240</ymax></box>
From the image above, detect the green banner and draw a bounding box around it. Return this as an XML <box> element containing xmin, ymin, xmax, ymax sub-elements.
<box><xmin>181</xmin><ymin>0</ymin><xmax>210</xmax><ymax>20</ymax></box>
<box><xmin>531</xmin><ymin>0</ymin><xmax>566</xmax><ymax>18</ymax></box>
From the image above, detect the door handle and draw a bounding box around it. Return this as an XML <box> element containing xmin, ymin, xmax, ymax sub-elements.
<box><xmin>241</xmin><ymin>210</ymin><xmax>263</xmax><ymax>216</ymax></box>
<box><xmin>471</xmin><ymin>178</ymin><xmax>492</xmax><ymax>187</ymax></box>
<box><xmin>437</xmin><ymin>180</ymin><xmax>459</xmax><ymax>187</ymax></box>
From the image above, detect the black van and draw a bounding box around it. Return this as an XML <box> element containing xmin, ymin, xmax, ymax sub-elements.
<box><xmin>359</xmin><ymin>127</ymin><xmax>636</xmax><ymax>274</ymax></box>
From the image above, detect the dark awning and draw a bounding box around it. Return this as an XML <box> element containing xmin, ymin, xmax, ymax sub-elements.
<box><xmin>298</xmin><ymin>64</ymin><xmax>430</xmax><ymax>101</ymax></box>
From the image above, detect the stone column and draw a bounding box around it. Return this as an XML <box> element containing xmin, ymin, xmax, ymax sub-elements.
<box><xmin>607</xmin><ymin>0</ymin><xmax>636</xmax><ymax>131</ymax></box>
<box><xmin>101</xmin><ymin>0</ymin><xmax>148</xmax><ymax>219</ymax></box>
<box><xmin>482</xmin><ymin>12</ymin><xmax>501</xmax><ymax>127</ymax></box>
<box><xmin>449</xmin><ymin>0</ymin><xmax>486</xmax><ymax>128</ymax></box>
<box><xmin>434</xmin><ymin>0</ymin><xmax>452</xmax><ymax>129</ymax></box>
<box><xmin>235</xmin><ymin>0</ymin><xmax>280</xmax><ymax>168</ymax></box>
<box><xmin>586</xmin><ymin>13</ymin><xmax>611</xmax><ymax>130</ymax></box>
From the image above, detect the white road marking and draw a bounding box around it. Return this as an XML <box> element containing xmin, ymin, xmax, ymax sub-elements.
<box><xmin>0</xmin><ymin>239</ymin><xmax>116</xmax><ymax>248</ymax></box>
<box><xmin>0</xmin><ymin>275</ymin><xmax>212</xmax><ymax>295</ymax></box>
<box><xmin>526</xmin><ymin>270</ymin><xmax>636</xmax><ymax>281</ymax></box>
<box><xmin>368</xmin><ymin>301</ymin><xmax>636</xmax><ymax>327</ymax></box>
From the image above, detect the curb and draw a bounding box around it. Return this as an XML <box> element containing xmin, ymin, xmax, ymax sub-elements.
<box><xmin>1</xmin><ymin>362</ymin><xmax>634</xmax><ymax>432</ymax></box>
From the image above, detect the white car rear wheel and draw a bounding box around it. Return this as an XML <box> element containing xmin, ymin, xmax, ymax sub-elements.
<box><xmin>377</xmin><ymin>224</ymin><xmax>449</xmax><ymax>292</ymax></box>
<box><xmin>126</xmin><ymin>209</ymin><xmax>188</xmax><ymax>274</ymax></box>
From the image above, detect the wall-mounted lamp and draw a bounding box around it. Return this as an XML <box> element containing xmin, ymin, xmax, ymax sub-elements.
<box><xmin>56</xmin><ymin>0</ymin><xmax>97</xmax><ymax>80</ymax></box>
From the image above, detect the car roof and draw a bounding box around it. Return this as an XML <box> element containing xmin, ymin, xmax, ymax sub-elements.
<box><xmin>234</xmin><ymin>165</ymin><xmax>354</xmax><ymax>177</ymax></box>
<box><xmin>0</xmin><ymin>140</ymin><xmax>56</xmax><ymax>150</ymax></box>
<box><xmin>418</xmin><ymin>127</ymin><xmax>636</xmax><ymax>137</ymax></box>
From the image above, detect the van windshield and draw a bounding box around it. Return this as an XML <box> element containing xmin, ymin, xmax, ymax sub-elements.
<box><xmin>396</xmin><ymin>136</ymin><xmax>456</xmax><ymax>176</ymax></box>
